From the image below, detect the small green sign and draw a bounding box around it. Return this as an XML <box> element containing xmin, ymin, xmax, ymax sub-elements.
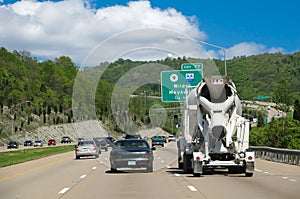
<box><xmin>161</xmin><ymin>70</ymin><xmax>202</xmax><ymax>102</ymax></box>
<box><xmin>181</xmin><ymin>63</ymin><xmax>203</xmax><ymax>71</ymax></box>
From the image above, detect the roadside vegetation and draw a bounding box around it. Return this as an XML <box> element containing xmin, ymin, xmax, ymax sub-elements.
<box><xmin>0</xmin><ymin>145</ymin><xmax>74</xmax><ymax>167</ymax></box>
<box><xmin>250</xmin><ymin>117</ymin><xmax>300</xmax><ymax>150</ymax></box>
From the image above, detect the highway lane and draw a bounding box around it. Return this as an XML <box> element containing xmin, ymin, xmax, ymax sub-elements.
<box><xmin>0</xmin><ymin>151</ymin><xmax>101</xmax><ymax>199</ymax></box>
<box><xmin>0</xmin><ymin>141</ymin><xmax>299</xmax><ymax>199</ymax></box>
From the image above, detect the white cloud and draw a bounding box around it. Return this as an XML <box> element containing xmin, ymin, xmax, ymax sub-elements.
<box><xmin>225</xmin><ymin>42</ymin><xmax>284</xmax><ymax>59</ymax></box>
<box><xmin>0</xmin><ymin>0</ymin><xmax>206</xmax><ymax>65</ymax></box>
<box><xmin>268</xmin><ymin>47</ymin><xmax>285</xmax><ymax>53</ymax></box>
<box><xmin>0</xmin><ymin>0</ymin><xmax>286</xmax><ymax>65</ymax></box>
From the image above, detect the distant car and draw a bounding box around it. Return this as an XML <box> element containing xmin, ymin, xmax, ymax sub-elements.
<box><xmin>24</xmin><ymin>140</ymin><xmax>33</xmax><ymax>147</ymax></box>
<box><xmin>7</xmin><ymin>141</ymin><xmax>19</xmax><ymax>149</ymax></box>
<box><xmin>168</xmin><ymin>135</ymin><xmax>176</xmax><ymax>142</ymax></box>
<box><xmin>161</xmin><ymin>135</ymin><xmax>167</xmax><ymax>143</ymax></box>
<box><xmin>151</xmin><ymin>136</ymin><xmax>164</xmax><ymax>147</ymax></box>
<box><xmin>110</xmin><ymin>139</ymin><xmax>154</xmax><ymax>172</ymax></box>
<box><xmin>106</xmin><ymin>137</ymin><xmax>115</xmax><ymax>147</ymax></box>
<box><xmin>34</xmin><ymin>140</ymin><xmax>43</xmax><ymax>147</ymax></box>
<box><xmin>93</xmin><ymin>137</ymin><xmax>109</xmax><ymax>152</ymax></box>
<box><xmin>61</xmin><ymin>136</ymin><xmax>72</xmax><ymax>143</ymax></box>
<box><xmin>75</xmin><ymin>140</ymin><xmax>100</xmax><ymax>159</ymax></box>
<box><xmin>124</xmin><ymin>134</ymin><xmax>142</xmax><ymax>139</ymax></box>
<box><xmin>78</xmin><ymin>138</ymin><xmax>85</xmax><ymax>142</ymax></box>
<box><xmin>48</xmin><ymin>139</ymin><xmax>56</xmax><ymax>146</ymax></box>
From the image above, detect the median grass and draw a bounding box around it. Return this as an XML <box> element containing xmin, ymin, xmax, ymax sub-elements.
<box><xmin>0</xmin><ymin>145</ymin><xmax>74</xmax><ymax>167</ymax></box>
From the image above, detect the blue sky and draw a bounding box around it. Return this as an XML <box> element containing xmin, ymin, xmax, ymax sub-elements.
<box><xmin>0</xmin><ymin>0</ymin><xmax>299</xmax><ymax>65</ymax></box>
<box><xmin>96</xmin><ymin>0</ymin><xmax>299</xmax><ymax>52</ymax></box>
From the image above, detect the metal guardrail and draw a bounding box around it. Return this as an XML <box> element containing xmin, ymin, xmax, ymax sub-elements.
<box><xmin>250</xmin><ymin>146</ymin><xmax>300</xmax><ymax>165</ymax></box>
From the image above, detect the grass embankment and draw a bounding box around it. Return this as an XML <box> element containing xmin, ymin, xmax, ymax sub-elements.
<box><xmin>0</xmin><ymin>145</ymin><xmax>74</xmax><ymax>167</ymax></box>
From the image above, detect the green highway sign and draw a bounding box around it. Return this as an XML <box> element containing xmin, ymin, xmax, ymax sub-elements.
<box><xmin>181</xmin><ymin>63</ymin><xmax>203</xmax><ymax>71</ymax></box>
<box><xmin>161</xmin><ymin>70</ymin><xmax>202</xmax><ymax>102</ymax></box>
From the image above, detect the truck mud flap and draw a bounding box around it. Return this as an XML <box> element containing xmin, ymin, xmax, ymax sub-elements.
<box><xmin>193</xmin><ymin>160</ymin><xmax>203</xmax><ymax>177</ymax></box>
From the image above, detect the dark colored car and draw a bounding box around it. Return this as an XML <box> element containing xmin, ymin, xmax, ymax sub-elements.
<box><xmin>161</xmin><ymin>136</ymin><xmax>167</xmax><ymax>143</ymax></box>
<box><xmin>48</xmin><ymin>139</ymin><xmax>56</xmax><ymax>146</ymax></box>
<box><xmin>24</xmin><ymin>140</ymin><xmax>33</xmax><ymax>146</ymax></box>
<box><xmin>151</xmin><ymin>136</ymin><xmax>164</xmax><ymax>147</ymax></box>
<box><xmin>93</xmin><ymin>137</ymin><xmax>109</xmax><ymax>152</ymax></box>
<box><xmin>61</xmin><ymin>136</ymin><xmax>72</xmax><ymax>143</ymax></box>
<box><xmin>124</xmin><ymin>134</ymin><xmax>142</xmax><ymax>139</ymax></box>
<box><xmin>110</xmin><ymin>139</ymin><xmax>154</xmax><ymax>172</ymax></box>
<box><xmin>75</xmin><ymin>140</ymin><xmax>100</xmax><ymax>159</ymax></box>
<box><xmin>7</xmin><ymin>141</ymin><xmax>19</xmax><ymax>149</ymax></box>
<box><xmin>105</xmin><ymin>137</ymin><xmax>115</xmax><ymax>147</ymax></box>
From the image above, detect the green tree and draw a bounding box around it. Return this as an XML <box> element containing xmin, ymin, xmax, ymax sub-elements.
<box><xmin>273</xmin><ymin>78</ymin><xmax>293</xmax><ymax>108</ymax></box>
<box><xmin>293</xmin><ymin>99</ymin><xmax>300</xmax><ymax>121</ymax></box>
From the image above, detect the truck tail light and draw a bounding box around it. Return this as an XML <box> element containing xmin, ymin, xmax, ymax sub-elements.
<box><xmin>196</xmin><ymin>156</ymin><xmax>201</xmax><ymax>161</ymax></box>
<box><xmin>248</xmin><ymin>156</ymin><xmax>253</xmax><ymax>161</ymax></box>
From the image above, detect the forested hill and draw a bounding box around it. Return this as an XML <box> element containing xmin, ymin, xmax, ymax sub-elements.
<box><xmin>224</xmin><ymin>52</ymin><xmax>300</xmax><ymax>103</ymax></box>
<box><xmin>0</xmin><ymin>47</ymin><xmax>77</xmax><ymax>109</ymax></box>
<box><xmin>0</xmin><ymin>47</ymin><xmax>299</xmax><ymax>110</ymax></box>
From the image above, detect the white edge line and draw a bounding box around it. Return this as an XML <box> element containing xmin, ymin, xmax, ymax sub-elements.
<box><xmin>188</xmin><ymin>185</ymin><xmax>198</xmax><ymax>192</ymax></box>
<box><xmin>255</xmin><ymin>169</ymin><xmax>262</xmax><ymax>172</ymax></box>
<box><xmin>58</xmin><ymin>187</ymin><xmax>70</xmax><ymax>194</ymax></box>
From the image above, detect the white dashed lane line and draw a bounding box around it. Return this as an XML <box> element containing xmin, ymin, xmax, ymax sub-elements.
<box><xmin>256</xmin><ymin>168</ymin><xmax>297</xmax><ymax>182</ymax></box>
<box><xmin>174</xmin><ymin>173</ymin><xmax>180</xmax><ymax>177</ymax></box>
<box><xmin>58</xmin><ymin>187</ymin><xmax>70</xmax><ymax>194</ymax></box>
<box><xmin>80</xmin><ymin>174</ymin><xmax>87</xmax><ymax>179</ymax></box>
<box><xmin>187</xmin><ymin>185</ymin><xmax>198</xmax><ymax>192</ymax></box>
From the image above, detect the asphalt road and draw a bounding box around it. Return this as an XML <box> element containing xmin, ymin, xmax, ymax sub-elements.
<box><xmin>0</xmin><ymin>141</ymin><xmax>299</xmax><ymax>199</ymax></box>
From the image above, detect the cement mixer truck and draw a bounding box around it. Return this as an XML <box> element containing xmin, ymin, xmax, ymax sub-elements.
<box><xmin>177</xmin><ymin>75</ymin><xmax>254</xmax><ymax>177</ymax></box>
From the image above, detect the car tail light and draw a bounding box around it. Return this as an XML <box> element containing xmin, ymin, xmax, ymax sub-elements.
<box><xmin>196</xmin><ymin>156</ymin><xmax>201</xmax><ymax>161</ymax></box>
<box><xmin>142</xmin><ymin>153</ymin><xmax>151</xmax><ymax>158</ymax></box>
<box><xmin>93</xmin><ymin>146</ymin><xmax>97</xmax><ymax>150</ymax></box>
<box><xmin>75</xmin><ymin>146</ymin><xmax>79</xmax><ymax>151</ymax></box>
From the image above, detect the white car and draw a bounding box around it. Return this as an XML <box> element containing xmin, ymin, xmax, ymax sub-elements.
<box><xmin>168</xmin><ymin>135</ymin><xmax>176</xmax><ymax>142</ymax></box>
<box><xmin>33</xmin><ymin>140</ymin><xmax>43</xmax><ymax>147</ymax></box>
